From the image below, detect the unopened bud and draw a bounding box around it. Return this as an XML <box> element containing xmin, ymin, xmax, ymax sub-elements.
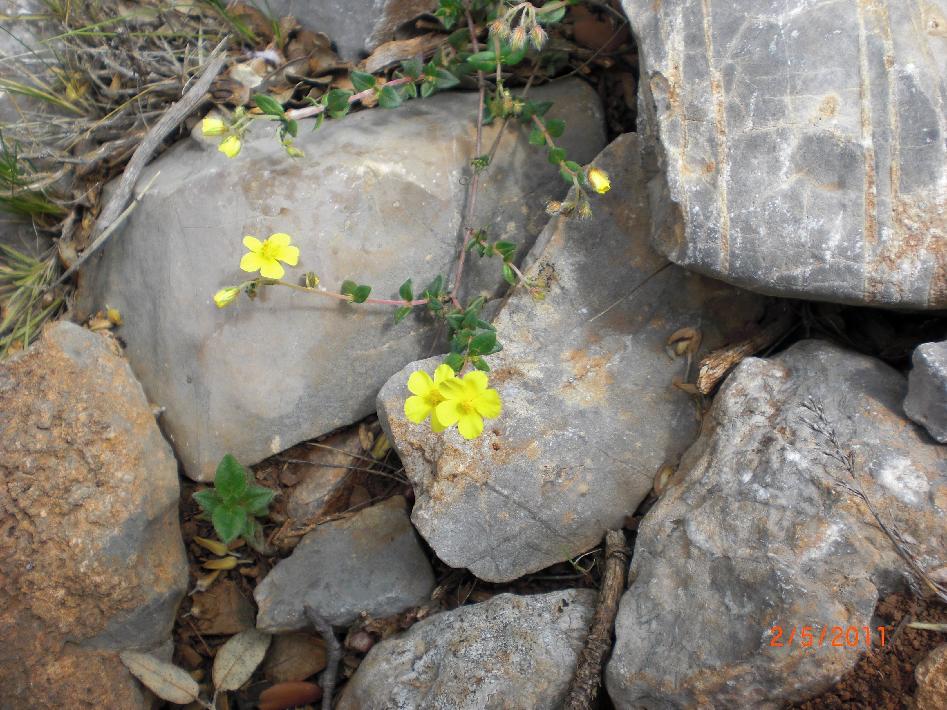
<box><xmin>529</xmin><ymin>25</ymin><xmax>547</xmax><ymax>50</ymax></box>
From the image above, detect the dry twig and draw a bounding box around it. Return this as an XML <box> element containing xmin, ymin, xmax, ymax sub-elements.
<box><xmin>564</xmin><ymin>530</ymin><xmax>629</xmax><ymax>710</ymax></box>
<box><xmin>305</xmin><ymin>604</ymin><xmax>342</xmax><ymax>710</ymax></box>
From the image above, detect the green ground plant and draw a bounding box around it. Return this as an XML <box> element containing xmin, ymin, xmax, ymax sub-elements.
<box><xmin>208</xmin><ymin>0</ymin><xmax>613</xmax><ymax>440</ymax></box>
<box><xmin>193</xmin><ymin>454</ymin><xmax>276</xmax><ymax>551</ymax></box>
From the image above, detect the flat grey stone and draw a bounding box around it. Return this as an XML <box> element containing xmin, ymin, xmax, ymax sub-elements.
<box><xmin>255</xmin><ymin>496</ymin><xmax>435</xmax><ymax>631</ymax></box>
<box><xmin>265</xmin><ymin>0</ymin><xmax>435</xmax><ymax>59</ymax></box>
<box><xmin>377</xmin><ymin>133</ymin><xmax>767</xmax><ymax>582</ymax></box>
<box><xmin>78</xmin><ymin>80</ymin><xmax>606</xmax><ymax>481</ymax></box>
<box><xmin>337</xmin><ymin>589</ymin><xmax>596</xmax><ymax>710</ymax></box>
<box><xmin>0</xmin><ymin>322</ymin><xmax>188</xmax><ymax>709</ymax></box>
<box><xmin>606</xmin><ymin>340</ymin><xmax>947</xmax><ymax>709</ymax></box>
<box><xmin>624</xmin><ymin>0</ymin><xmax>947</xmax><ymax>308</ymax></box>
<box><xmin>905</xmin><ymin>340</ymin><xmax>947</xmax><ymax>443</ymax></box>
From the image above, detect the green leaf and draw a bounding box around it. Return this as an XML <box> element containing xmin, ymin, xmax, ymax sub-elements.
<box><xmin>313</xmin><ymin>112</ymin><xmax>326</xmax><ymax>130</ymax></box>
<box><xmin>241</xmin><ymin>485</ymin><xmax>275</xmax><ymax>517</ymax></box>
<box><xmin>547</xmin><ymin>147</ymin><xmax>566</xmax><ymax>165</ymax></box>
<box><xmin>212</xmin><ymin>505</ymin><xmax>248</xmax><ymax>544</ymax></box>
<box><xmin>466</xmin><ymin>51</ymin><xmax>496</xmax><ymax>72</ymax></box>
<box><xmin>340</xmin><ymin>280</ymin><xmax>358</xmax><ymax>298</ymax></box>
<box><xmin>215</xmin><ymin>454</ymin><xmax>248</xmax><ymax>500</ymax></box>
<box><xmin>469</xmin><ymin>330</ymin><xmax>497</xmax><ymax>355</ymax></box>
<box><xmin>325</xmin><ymin>88</ymin><xmax>353</xmax><ymax>118</ymax></box>
<box><xmin>399</xmin><ymin>279</ymin><xmax>413</xmax><ymax>302</ymax></box>
<box><xmin>283</xmin><ymin>119</ymin><xmax>298</xmax><ymax>137</ymax></box>
<box><xmin>401</xmin><ymin>57</ymin><xmax>422</xmax><ymax>79</ymax></box>
<box><xmin>424</xmin><ymin>274</ymin><xmax>443</xmax><ymax>297</ymax></box>
<box><xmin>193</xmin><ymin>488</ymin><xmax>222</xmax><ymax>513</ymax></box>
<box><xmin>537</xmin><ymin>5</ymin><xmax>567</xmax><ymax>25</ymax></box>
<box><xmin>529</xmin><ymin>126</ymin><xmax>546</xmax><ymax>146</ymax></box>
<box><xmin>253</xmin><ymin>94</ymin><xmax>284</xmax><ymax>117</ymax></box>
<box><xmin>494</xmin><ymin>241</ymin><xmax>516</xmax><ymax>259</ymax></box>
<box><xmin>445</xmin><ymin>313</ymin><xmax>464</xmax><ymax>331</ymax></box>
<box><xmin>434</xmin><ymin>69</ymin><xmax>460</xmax><ymax>89</ymax></box>
<box><xmin>465</xmin><ymin>296</ymin><xmax>486</xmax><ymax>315</ymax></box>
<box><xmin>444</xmin><ymin>352</ymin><xmax>465</xmax><ymax>372</ymax></box>
<box><xmin>352</xmin><ymin>285</ymin><xmax>372</xmax><ymax>303</ymax></box>
<box><xmin>545</xmin><ymin>118</ymin><xmax>566</xmax><ymax>138</ymax></box>
<box><xmin>378</xmin><ymin>85</ymin><xmax>403</xmax><ymax>109</ymax></box>
<box><xmin>502</xmin><ymin>262</ymin><xmax>516</xmax><ymax>285</ymax></box>
<box><xmin>403</xmin><ymin>81</ymin><xmax>418</xmax><ymax>99</ymax></box>
<box><xmin>420</xmin><ymin>81</ymin><xmax>435</xmax><ymax>98</ymax></box>
<box><xmin>350</xmin><ymin>70</ymin><xmax>376</xmax><ymax>92</ymax></box>
<box><xmin>472</xmin><ymin>356</ymin><xmax>490</xmax><ymax>372</ymax></box>
<box><xmin>394</xmin><ymin>306</ymin><xmax>411</xmax><ymax>324</ymax></box>
<box><xmin>500</xmin><ymin>43</ymin><xmax>527</xmax><ymax>66</ymax></box>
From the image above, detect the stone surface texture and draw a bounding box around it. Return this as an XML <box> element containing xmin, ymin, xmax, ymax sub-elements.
<box><xmin>266</xmin><ymin>0</ymin><xmax>435</xmax><ymax>58</ymax></box>
<box><xmin>79</xmin><ymin>80</ymin><xmax>605</xmax><ymax>482</ymax></box>
<box><xmin>377</xmin><ymin>134</ymin><xmax>766</xmax><ymax>582</ymax></box>
<box><xmin>624</xmin><ymin>0</ymin><xmax>947</xmax><ymax>308</ymax></box>
<box><xmin>915</xmin><ymin>643</ymin><xmax>947</xmax><ymax>710</ymax></box>
<box><xmin>337</xmin><ymin>589</ymin><xmax>596</xmax><ymax>710</ymax></box>
<box><xmin>0</xmin><ymin>323</ymin><xmax>188</xmax><ymax>709</ymax></box>
<box><xmin>255</xmin><ymin>496</ymin><xmax>435</xmax><ymax>631</ymax></box>
<box><xmin>904</xmin><ymin>339</ymin><xmax>947</xmax><ymax>443</ymax></box>
<box><xmin>284</xmin><ymin>429</ymin><xmax>362</xmax><ymax>522</ymax></box>
<box><xmin>605</xmin><ymin>340</ymin><xmax>947</xmax><ymax>709</ymax></box>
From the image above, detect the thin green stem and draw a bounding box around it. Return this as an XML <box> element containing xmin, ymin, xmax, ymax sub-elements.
<box><xmin>265</xmin><ymin>279</ymin><xmax>429</xmax><ymax>307</ymax></box>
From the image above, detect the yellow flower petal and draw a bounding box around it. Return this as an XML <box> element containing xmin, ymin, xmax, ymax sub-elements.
<box><xmin>438</xmin><ymin>377</ymin><xmax>466</xmax><ymax>399</ymax></box>
<box><xmin>433</xmin><ymin>364</ymin><xmax>456</xmax><ymax>384</ymax></box>
<box><xmin>273</xmin><ymin>243</ymin><xmax>300</xmax><ymax>266</ymax></box>
<box><xmin>243</xmin><ymin>236</ymin><xmax>263</xmax><ymax>252</ymax></box>
<box><xmin>201</xmin><ymin>117</ymin><xmax>227</xmax><ymax>136</ymax></box>
<box><xmin>587</xmin><ymin>167</ymin><xmax>611</xmax><ymax>194</ymax></box>
<box><xmin>213</xmin><ymin>287</ymin><xmax>240</xmax><ymax>308</ymax></box>
<box><xmin>240</xmin><ymin>252</ymin><xmax>264</xmax><ymax>273</ymax></box>
<box><xmin>218</xmin><ymin>135</ymin><xmax>242</xmax><ymax>158</ymax></box>
<box><xmin>258</xmin><ymin>258</ymin><xmax>285</xmax><ymax>280</ymax></box>
<box><xmin>435</xmin><ymin>400</ymin><xmax>461</xmax><ymax>427</ymax></box>
<box><xmin>431</xmin><ymin>408</ymin><xmax>449</xmax><ymax>433</ymax></box>
<box><xmin>457</xmin><ymin>411</ymin><xmax>484</xmax><ymax>440</ymax></box>
<box><xmin>267</xmin><ymin>232</ymin><xmax>292</xmax><ymax>247</ymax></box>
<box><xmin>463</xmin><ymin>370</ymin><xmax>489</xmax><ymax>393</ymax></box>
<box><xmin>407</xmin><ymin>370</ymin><xmax>435</xmax><ymax>397</ymax></box>
<box><xmin>474</xmin><ymin>389</ymin><xmax>502</xmax><ymax>419</ymax></box>
<box><xmin>404</xmin><ymin>395</ymin><xmax>433</xmax><ymax>423</ymax></box>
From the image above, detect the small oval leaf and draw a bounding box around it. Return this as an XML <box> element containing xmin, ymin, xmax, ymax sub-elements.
<box><xmin>213</xmin><ymin>629</ymin><xmax>272</xmax><ymax>691</ymax></box>
<box><xmin>259</xmin><ymin>681</ymin><xmax>323</xmax><ymax>710</ymax></box>
<box><xmin>120</xmin><ymin>652</ymin><xmax>201</xmax><ymax>705</ymax></box>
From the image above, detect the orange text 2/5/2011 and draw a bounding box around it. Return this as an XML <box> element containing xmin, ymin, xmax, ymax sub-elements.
<box><xmin>768</xmin><ymin>625</ymin><xmax>888</xmax><ymax>649</ymax></box>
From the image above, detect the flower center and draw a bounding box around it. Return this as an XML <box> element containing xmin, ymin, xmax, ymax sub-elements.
<box><xmin>458</xmin><ymin>399</ymin><xmax>476</xmax><ymax>414</ymax></box>
<box><xmin>259</xmin><ymin>240</ymin><xmax>278</xmax><ymax>259</ymax></box>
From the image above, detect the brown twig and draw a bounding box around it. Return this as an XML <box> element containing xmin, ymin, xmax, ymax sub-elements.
<box><xmin>564</xmin><ymin>530</ymin><xmax>629</xmax><ymax>710</ymax></box>
<box><xmin>696</xmin><ymin>307</ymin><xmax>796</xmax><ymax>395</ymax></box>
<box><xmin>51</xmin><ymin>46</ymin><xmax>228</xmax><ymax>287</ymax></box>
<box><xmin>305</xmin><ymin>604</ymin><xmax>342</xmax><ymax>710</ymax></box>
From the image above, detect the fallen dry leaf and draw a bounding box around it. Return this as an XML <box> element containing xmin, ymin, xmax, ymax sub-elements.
<box><xmin>212</xmin><ymin>628</ymin><xmax>271</xmax><ymax>692</ymax></box>
<box><xmin>258</xmin><ymin>681</ymin><xmax>323</xmax><ymax>710</ymax></box>
<box><xmin>120</xmin><ymin>652</ymin><xmax>201</xmax><ymax>705</ymax></box>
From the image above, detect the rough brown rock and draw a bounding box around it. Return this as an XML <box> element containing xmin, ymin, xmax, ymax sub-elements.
<box><xmin>0</xmin><ymin>323</ymin><xmax>188</xmax><ymax>709</ymax></box>
<box><xmin>915</xmin><ymin>644</ymin><xmax>947</xmax><ymax>710</ymax></box>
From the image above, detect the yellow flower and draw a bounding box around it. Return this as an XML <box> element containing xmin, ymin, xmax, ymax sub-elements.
<box><xmin>405</xmin><ymin>364</ymin><xmax>456</xmax><ymax>433</ymax></box>
<box><xmin>587</xmin><ymin>167</ymin><xmax>611</xmax><ymax>194</ymax></box>
<box><xmin>240</xmin><ymin>233</ymin><xmax>300</xmax><ymax>280</ymax></box>
<box><xmin>214</xmin><ymin>287</ymin><xmax>240</xmax><ymax>308</ymax></box>
<box><xmin>436</xmin><ymin>370</ymin><xmax>502</xmax><ymax>440</ymax></box>
<box><xmin>218</xmin><ymin>135</ymin><xmax>242</xmax><ymax>158</ymax></box>
<box><xmin>202</xmin><ymin>116</ymin><xmax>227</xmax><ymax>136</ymax></box>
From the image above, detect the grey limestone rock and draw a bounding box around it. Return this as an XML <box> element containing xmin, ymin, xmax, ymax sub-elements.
<box><xmin>254</xmin><ymin>496</ymin><xmax>435</xmax><ymax>631</ymax></box>
<box><xmin>337</xmin><ymin>589</ymin><xmax>596</xmax><ymax>710</ymax></box>
<box><xmin>376</xmin><ymin>133</ymin><xmax>767</xmax><ymax>582</ymax></box>
<box><xmin>904</xmin><ymin>339</ymin><xmax>947</xmax><ymax>442</ymax></box>
<box><xmin>79</xmin><ymin>80</ymin><xmax>606</xmax><ymax>481</ymax></box>
<box><xmin>624</xmin><ymin>0</ymin><xmax>947</xmax><ymax>308</ymax></box>
<box><xmin>605</xmin><ymin>340</ymin><xmax>947</xmax><ymax>709</ymax></box>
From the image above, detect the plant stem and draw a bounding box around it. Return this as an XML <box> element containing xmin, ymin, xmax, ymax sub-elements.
<box><xmin>284</xmin><ymin>76</ymin><xmax>414</xmax><ymax>121</ymax></box>
<box><xmin>267</xmin><ymin>279</ymin><xmax>429</xmax><ymax>307</ymax></box>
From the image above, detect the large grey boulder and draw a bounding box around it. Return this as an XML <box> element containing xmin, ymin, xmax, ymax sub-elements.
<box><xmin>377</xmin><ymin>133</ymin><xmax>766</xmax><ymax>582</ymax></box>
<box><xmin>265</xmin><ymin>0</ymin><xmax>435</xmax><ymax>59</ymax></box>
<box><xmin>337</xmin><ymin>589</ymin><xmax>596</xmax><ymax>710</ymax></box>
<box><xmin>904</xmin><ymin>340</ymin><xmax>947</xmax><ymax>443</ymax></box>
<box><xmin>605</xmin><ymin>340</ymin><xmax>947</xmax><ymax>709</ymax></box>
<box><xmin>255</xmin><ymin>496</ymin><xmax>435</xmax><ymax>631</ymax></box>
<box><xmin>0</xmin><ymin>322</ymin><xmax>188</xmax><ymax>709</ymax></box>
<box><xmin>624</xmin><ymin>0</ymin><xmax>947</xmax><ymax>309</ymax></box>
<box><xmin>78</xmin><ymin>80</ymin><xmax>606</xmax><ymax>481</ymax></box>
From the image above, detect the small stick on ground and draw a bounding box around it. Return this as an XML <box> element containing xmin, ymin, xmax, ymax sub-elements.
<box><xmin>306</xmin><ymin>604</ymin><xmax>342</xmax><ymax>710</ymax></box>
<box><xmin>564</xmin><ymin>529</ymin><xmax>630</xmax><ymax>710</ymax></box>
<box><xmin>696</xmin><ymin>307</ymin><xmax>796</xmax><ymax>395</ymax></box>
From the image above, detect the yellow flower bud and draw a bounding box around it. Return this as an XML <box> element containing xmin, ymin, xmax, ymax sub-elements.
<box><xmin>201</xmin><ymin>116</ymin><xmax>227</xmax><ymax>136</ymax></box>
<box><xmin>214</xmin><ymin>287</ymin><xmax>240</xmax><ymax>308</ymax></box>
<box><xmin>218</xmin><ymin>135</ymin><xmax>242</xmax><ymax>158</ymax></box>
<box><xmin>587</xmin><ymin>167</ymin><xmax>611</xmax><ymax>194</ymax></box>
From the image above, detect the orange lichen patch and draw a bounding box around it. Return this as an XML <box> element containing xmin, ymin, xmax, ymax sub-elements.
<box><xmin>818</xmin><ymin>94</ymin><xmax>839</xmax><ymax>119</ymax></box>
<box><xmin>560</xmin><ymin>348</ymin><xmax>615</xmax><ymax>406</ymax></box>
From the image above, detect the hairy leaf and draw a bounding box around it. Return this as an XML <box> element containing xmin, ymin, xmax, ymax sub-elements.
<box><xmin>120</xmin><ymin>652</ymin><xmax>201</xmax><ymax>705</ymax></box>
<box><xmin>213</xmin><ymin>629</ymin><xmax>271</xmax><ymax>691</ymax></box>
<box><xmin>215</xmin><ymin>454</ymin><xmax>248</xmax><ymax>500</ymax></box>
